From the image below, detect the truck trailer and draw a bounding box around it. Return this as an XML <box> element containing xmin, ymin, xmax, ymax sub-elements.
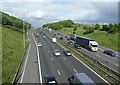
<box><xmin>70</xmin><ymin>34</ymin><xmax>77</xmax><ymax>41</ymax></box>
<box><xmin>76</xmin><ymin>36</ymin><xmax>98</xmax><ymax>52</ymax></box>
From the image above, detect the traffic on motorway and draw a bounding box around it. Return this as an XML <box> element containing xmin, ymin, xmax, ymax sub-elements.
<box><xmin>43</xmin><ymin>28</ymin><xmax>119</xmax><ymax>74</ymax></box>
<box><xmin>34</xmin><ymin>28</ymin><xmax>109</xmax><ymax>84</ymax></box>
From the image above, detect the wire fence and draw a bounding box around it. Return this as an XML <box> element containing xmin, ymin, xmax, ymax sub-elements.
<box><xmin>12</xmin><ymin>43</ymin><xmax>29</xmax><ymax>85</ymax></box>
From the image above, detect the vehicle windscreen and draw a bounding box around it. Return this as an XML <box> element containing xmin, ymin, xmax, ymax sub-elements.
<box><xmin>92</xmin><ymin>45</ymin><xmax>98</xmax><ymax>47</ymax></box>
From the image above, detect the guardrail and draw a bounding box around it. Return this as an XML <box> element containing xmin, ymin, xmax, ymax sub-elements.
<box><xmin>45</xmin><ymin>30</ymin><xmax>120</xmax><ymax>84</ymax></box>
<box><xmin>12</xmin><ymin>43</ymin><xmax>29</xmax><ymax>85</ymax></box>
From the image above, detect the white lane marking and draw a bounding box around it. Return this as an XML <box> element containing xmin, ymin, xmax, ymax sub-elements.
<box><xmin>51</xmin><ymin>58</ymin><xmax>53</xmax><ymax>60</ymax></box>
<box><xmin>48</xmin><ymin>51</ymin><xmax>49</xmax><ymax>53</ymax></box>
<box><xmin>32</xmin><ymin>32</ymin><xmax>43</xmax><ymax>84</ymax></box>
<box><xmin>53</xmin><ymin>46</ymin><xmax>54</xmax><ymax>47</ymax></box>
<box><xmin>72</xmin><ymin>54</ymin><xmax>109</xmax><ymax>83</ymax></box>
<box><xmin>20</xmin><ymin>44</ymin><xmax>31</xmax><ymax>83</ymax></box>
<box><xmin>56</xmin><ymin>39</ymin><xmax>109</xmax><ymax>84</ymax></box>
<box><xmin>63</xmin><ymin>57</ymin><xmax>66</xmax><ymax>60</ymax></box>
<box><xmin>46</xmin><ymin>32</ymin><xmax>109</xmax><ymax>83</ymax></box>
<box><xmin>57</xmin><ymin>70</ymin><xmax>61</xmax><ymax>75</ymax></box>
<box><xmin>114</xmin><ymin>63</ymin><xmax>118</xmax><ymax>66</ymax></box>
<box><xmin>99</xmin><ymin>48</ymin><xmax>104</xmax><ymax>51</ymax></box>
<box><xmin>73</xmin><ymin>69</ymin><xmax>77</xmax><ymax>73</ymax></box>
<box><xmin>95</xmin><ymin>54</ymin><xmax>101</xmax><ymax>57</ymax></box>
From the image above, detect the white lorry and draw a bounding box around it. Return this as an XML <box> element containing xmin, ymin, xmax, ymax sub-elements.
<box><xmin>52</xmin><ymin>38</ymin><xmax>57</xmax><ymax>43</ymax></box>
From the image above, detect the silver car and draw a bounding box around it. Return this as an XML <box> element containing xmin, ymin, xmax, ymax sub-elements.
<box><xmin>53</xmin><ymin>50</ymin><xmax>60</xmax><ymax>56</ymax></box>
<box><xmin>38</xmin><ymin>42</ymin><xmax>42</xmax><ymax>47</ymax></box>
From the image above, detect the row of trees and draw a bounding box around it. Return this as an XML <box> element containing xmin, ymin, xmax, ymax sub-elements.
<box><xmin>83</xmin><ymin>23</ymin><xmax>119</xmax><ymax>34</ymax></box>
<box><xmin>42</xmin><ymin>20</ymin><xmax>75</xmax><ymax>30</ymax></box>
<box><xmin>42</xmin><ymin>19</ymin><xmax>119</xmax><ymax>34</ymax></box>
<box><xmin>0</xmin><ymin>11</ymin><xmax>31</xmax><ymax>33</ymax></box>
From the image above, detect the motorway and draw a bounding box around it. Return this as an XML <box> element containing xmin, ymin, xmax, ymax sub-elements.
<box><xmin>35</xmin><ymin>29</ymin><xmax>107</xmax><ymax>84</ymax></box>
<box><xmin>19</xmin><ymin>28</ymin><xmax>108</xmax><ymax>84</ymax></box>
<box><xmin>45</xmin><ymin>29</ymin><xmax>119</xmax><ymax>73</ymax></box>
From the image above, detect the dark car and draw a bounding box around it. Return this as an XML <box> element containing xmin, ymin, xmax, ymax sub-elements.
<box><xmin>67</xmin><ymin>38</ymin><xmax>70</xmax><ymax>41</ymax></box>
<box><xmin>65</xmin><ymin>36</ymin><xmax>68</xmax><ymax>38</ymax></box>
<box><xmin>103</xmin><ymin>50</ymin><xmax>116</xmax><ymax>57</ymax></box>
<box><xmin>60</xmin><ymin>37</ymin><xmax>63</xmax><ymax>40</ymax></box>
<box><xmin>44</xmin><ymin>75</ymin><xmax>58</xmax><ymax>85</ymax></box>
<box><xmin>74</xmin><ymin>43</ymin><xmax>81</xmax><ymax>49</ymax></box>
<box><xmin>68</xmin><ymin>41</ymin><xmax>73</xmax><ymax>45</ymax></box>
<box><xmin>58</xmin><ymin>33</ymin><xmax>60</xmax><ymax>35</ymax></box>
<box><xmin>64</xmin><ymin>50</ymin><xmax>72</xmax><ymax>56</ymax></box>
<box><xmin>53</xmin><ymin>34</ymin><xmax>56</xmax><ymax>36</ymax></box>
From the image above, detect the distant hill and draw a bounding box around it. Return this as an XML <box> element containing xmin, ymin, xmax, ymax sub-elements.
<box><xmin>42</xmin><ymin>20</ymin><xmax>75</xmax><ymax>30</ymax></box>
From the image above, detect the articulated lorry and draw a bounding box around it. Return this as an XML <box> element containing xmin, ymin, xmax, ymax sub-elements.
<box><xmin>68</xmin><ymin>73</ymin><xmax>96</xmax><ymax>85</ymax></box>
<box><xmin>76</xmin><ymin>36</ymin><xmax>98</xmax><ymax>52</ymax></box>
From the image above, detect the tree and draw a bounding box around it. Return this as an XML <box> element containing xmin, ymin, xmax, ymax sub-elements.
<box><xmin>73</xmin><ymin>31</ymin><xmax>76</xmax><ymax>34</ymax></box>
<box><xmin>73</xmin><ymin>26</ymin><xmax>77</xmax><ymax>31</ymax></box>
<box><xmin>102</xmin><ymin>25</ymin><xmax>109</xmax><ymax>31</ymax></box>
<box><xmin>94</xmin><ymin>24</ymin><xmax>100</xmax><ymax>30</ymax></box>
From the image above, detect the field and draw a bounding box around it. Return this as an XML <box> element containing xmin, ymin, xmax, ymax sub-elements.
<box><xmin>2</xmin><ymin>27</ymin><xmax>27</xmax><ymax>83</ymax></box>
<box><xmin>57</xmin><ymin>25</ymin><xmax>119</xmax><ymax>51</ymax></box>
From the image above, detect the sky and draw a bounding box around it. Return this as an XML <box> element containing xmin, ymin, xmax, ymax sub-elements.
<box><xmin>0</xmin><ymin>0</ymin><xmax>119</xmax><ymax>27</ymax></box>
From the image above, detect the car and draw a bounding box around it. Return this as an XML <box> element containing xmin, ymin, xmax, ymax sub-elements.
<box><xmin>74</xmin><ymin>43</ymin><xmax>81</xmax><ymax>49</ymax></box>
<box><xmin>38</xmin><ymin>42</ymin><xmax>42</xmax><ymax>47</ymax></box>
<box><xmin>65</xmin><ymin>36</ymin><xmax>68</xmax><ymax>38</ymax></box>
<box><xmin>53</xmin><ymin>50</ymin><xmax>60</xmax><ymax>56</ymax></box>
<box><xmin>43</xmin><ymin>35</ymin><xmax>45</xmax><ymax>39</ymax></box>
<box><xmin>67</xmin><ymin>38</ymin><xmax>70</xmax><ymax>41</ymax></box>
<box><xmin>64</xmin><ymin>50</ymin><xmax>72</xmax><ymax>56</ymax></box>
<box><xmin>44</xmin><ymin>75</ymin><xmax>58</xmax><ymax>85</ymax></box>
<box><xmin>68</xmin><ymin>41</ymin><xmax>73</xmax><ymax>45</ymax></box>
<box><xmin>53</xmin><ymin>34</ymin><xmax>56</xmax><ymax>36</ymax></box>
<box><xmin>58</xmin><ymin>33</ymin><xmax>60</xmax><ymax>35</ymax></box>
<box><xmin>60</xmin><ymin>37</ymin><xmax>63</xmax><ymax>40</ymax></box>
<box><xmin>35</xmin><ymin>33</ymin><xmax>39</xmax><ymax>37</ymax></box>
<box><xmin>103</xmin><ymin>50</ymin><xmax>116</xmax><ymax>57</ymax></box>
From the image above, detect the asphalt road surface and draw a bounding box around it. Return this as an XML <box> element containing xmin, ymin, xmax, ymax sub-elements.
<box><xmin>35</xmin><ymin>29</ymin><xmax>108</xmax><ymax>84</ymax></box>
<box><xmin>19</xmin><ymin>29</ymin><xmax>108</xmax><ymax>84</ymax></box>
<box><xmin>45</xmin><ymin>29</ymin><xmax>119</xmax><ymax>73</ymax></box>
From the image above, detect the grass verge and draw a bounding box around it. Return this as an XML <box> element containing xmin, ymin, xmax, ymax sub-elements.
<box><xmin>2</xmin><ymin>26</ymin><xmax>28</xmax><ymax>83</ymax></box>
<box><xmin>57</xmin><ymin>25</ymin><xmax>119</xmax><ymax>51</ymax></box>
<box><xmin>0</xmin><ymin>26</ymin><xmax>2</xmax><ymax>84</ymax></box>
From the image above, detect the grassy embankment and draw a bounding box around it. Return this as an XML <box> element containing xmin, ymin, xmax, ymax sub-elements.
<box><xmin>2</xmin><ymin>26</ymin><xmax>28</xmax><ymax>83</ymax></box>
<box><xmin>0</xmin><ymin>26</ymin><xmax>2</xmax><ymax>84</ymax></box>
<box><xmin>57</xmin><ymin>24</ymin><xmax>119</xmax><ymax>51</ymax></box>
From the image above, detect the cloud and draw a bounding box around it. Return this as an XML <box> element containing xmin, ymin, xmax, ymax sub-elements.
<box><xmin>0</xmin><ymin>1</ymin><xmax>118</xmax><ymax>27</ymax></box>
<box><xmin>0</xmin><ymin>0</ymin><xmax>119</xmax><ymax>2</ymax></box>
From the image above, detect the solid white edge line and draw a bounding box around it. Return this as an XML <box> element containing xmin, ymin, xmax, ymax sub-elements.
<box><xmin>32</xmin><ymin>32</ymin><xmax>43</xmax><ymax>84</ymax></box>
<box><xmin>20</xmin><ymin>44</ymin><xmax>31</xmax><ymax>83</ymax></box>
<box><xmin>46</xmin><ymin>33</ymin><xmax>109</xmax><ymax>84</ymax></box>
